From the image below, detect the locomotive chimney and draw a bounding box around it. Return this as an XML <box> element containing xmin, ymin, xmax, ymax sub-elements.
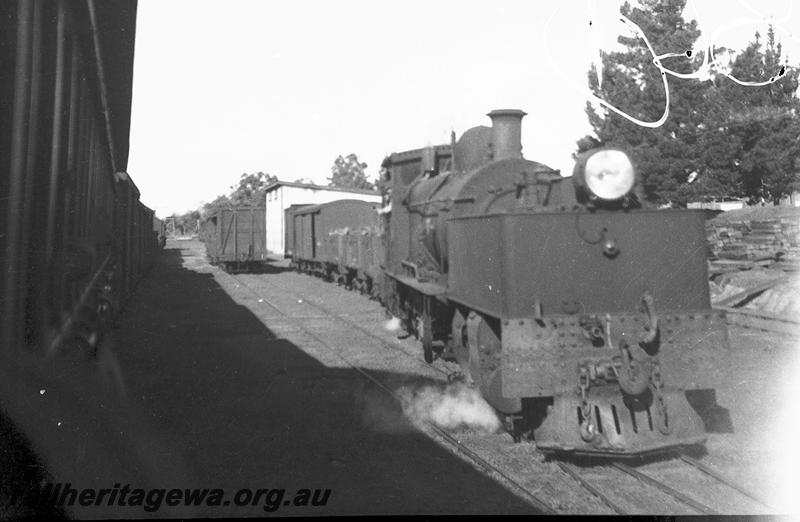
<box><xmin>487</xmin><ymin>109</ymin><xmax>526</xmax><ymax>161</ymax></box>
<box><xmin>421</xmin><ymin>146</ymin><xmax>437</xmax><ymax>175</ymax></box>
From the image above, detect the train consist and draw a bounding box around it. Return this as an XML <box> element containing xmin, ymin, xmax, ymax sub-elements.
<box><xmin>0</xmin><ymin>0</ymin><xmax>166</xmax><ymax>493</ymax></box>
<box><xmin>286</xmin><ymin>110</ymin><xmax>730</xmax><ymax>456</ymax></box>
<box><xmin>0</xmin><ymin>2</ymin><xmax>174</xmax><ymax>508</ymax></box>
<box><xmin>1</xmin><ymin>0</ymin><xmax>157</xmax><ymax>359</ymax></box>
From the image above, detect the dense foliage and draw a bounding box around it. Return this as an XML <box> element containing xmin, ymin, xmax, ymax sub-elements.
<box><xmin>580</xmin><ymin>0</ymin><xmax>800</xmax><ymax>205</ymax></box>
<box><xmin>203</xmin><ymin>171</ymin><xmax>278</xmax><ymax>211</ymax></box>
<box><xmin>328</xmin><ymin>153</ymin><xmax>374</xmax><ymax>190</ymax></box>
<box><xmin>721</xmin><ymin>28</ymin><xmax>800</xmax><ymax>203</ymax></box>
<box><xmin>166</xmin><ymin>171</ymin><xmax>278</xmax><ymax>237</ymax></box>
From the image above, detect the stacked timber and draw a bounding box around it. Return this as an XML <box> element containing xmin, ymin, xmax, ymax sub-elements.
<box><xmin>706</xmin><ymin>207</ymin><xmax>800</xmax><ymax>261</ymax></box>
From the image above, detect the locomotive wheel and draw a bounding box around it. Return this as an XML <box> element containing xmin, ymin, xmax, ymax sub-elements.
<box><xmin>465</xmin><ymin>311</ymin><xmax>521</xmax><ymax>414</ymax></box>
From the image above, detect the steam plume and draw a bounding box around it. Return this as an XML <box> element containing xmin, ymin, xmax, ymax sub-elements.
<box><xmin>398</xmin><ymin>382</ymin><xmax>500</xmax><ymax>433</ymax></box>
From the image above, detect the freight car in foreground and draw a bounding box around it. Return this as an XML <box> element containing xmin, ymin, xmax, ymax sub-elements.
<box><xmin>0</xmin><ymin>1</ymin><xmax>171</xmax><ymax>515</ymax></box>
<box><xmin>1</xmin><ymin>0</ymin><xmax>156</xmax><ymax>358</ymax></box>
<box><xmin>288</xmin><ymin>110</ymin><xmax>730</xmax><ymax>457</ymax></box>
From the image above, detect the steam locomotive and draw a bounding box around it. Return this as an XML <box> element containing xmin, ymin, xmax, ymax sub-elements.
<box><xmin>287</xmin><ymin>109</ymin><xmax>730</xmax><ymax>456</ymax></box>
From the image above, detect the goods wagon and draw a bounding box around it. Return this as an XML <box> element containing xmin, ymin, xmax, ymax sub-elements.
<box><xmin>284</xmin><ymin>203</ymin><xmax>312</xmax><ymax>258</ymax></box>
<box><xmin>202</xmin><ymin>207</ymin><xmax>268</xmax><ymax>271</ymax></box>
<box><xmin>289</xmin><ymin>199</ymin><xmax>381</xmax><ymax>292</ymax></box>
<box><xmin>1</xmin><ymin>0</ymin><xmax>157</xmax><ymax>355</ymax></box>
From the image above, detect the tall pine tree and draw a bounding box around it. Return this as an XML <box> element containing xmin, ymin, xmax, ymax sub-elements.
<box><xmin>580</xmin><ymin>0</ymin><xmax>715</xmax><ymax>205</ymax></box>
<box><xmin>581</xmin><ymin>2</ymin><xmax>800</xmax><ymax>206</ymax></box>
<box><xmin>722</xmin><ymin>27</ymin><xmax>800</xmax><ymax>204</ymax></box>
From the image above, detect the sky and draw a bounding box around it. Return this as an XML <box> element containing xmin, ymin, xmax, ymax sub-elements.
<box><xmin>127</xmin><ymin>0</ymin><xmax>800</xmax><ymax>218</ymax></box>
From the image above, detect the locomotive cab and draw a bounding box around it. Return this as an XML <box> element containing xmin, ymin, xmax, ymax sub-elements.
<box><xmin>384</xmin><ymin>110</ymin><xmax>730</xmax><ymax>457</ymax></box>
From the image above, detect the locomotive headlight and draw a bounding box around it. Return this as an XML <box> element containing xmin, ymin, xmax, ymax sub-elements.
<box><xmin>573</xmin><ymin>149</ymin><xmax>637</xmax><ymax>205</ymax></box>
<box><xmin>583</xmin><ymin>150</ymin><xmax>635</xmax><ymax>200</ymax></box>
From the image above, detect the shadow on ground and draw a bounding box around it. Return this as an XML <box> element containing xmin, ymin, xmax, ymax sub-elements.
<box><xmin>1</xmin><ymin>245</ymin><xmax>540</xmax><ymax>517</ymax></box>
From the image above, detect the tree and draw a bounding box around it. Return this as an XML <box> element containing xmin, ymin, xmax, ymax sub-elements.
<box><xmin>721</xmin><ymin>27</ymin><xmax>800</xmax><ymax>204</ymax></box>
<box><xmin>580</xmin><ymin>2</ymin><xmax>800</xmax><ymax>205</ymax></box>
<box><xmin>579</xmin><ymin>0</ymin><xmax>715</xmax><ymax>205</ymax></box>
<box><xmin>328</xmin><ymin>154</ymin><xmax>374</xmax><ymax>190</ymax></box>
<box><xmin>228</xmin><ymin>171</ymin><xmax>277</xmax><ymax>206</ymax></box>
<box><xmin>201</xmin><ymin>171</ymin><xmax>277</xmax><ymax>217</ymax></box>
<box><xmin>201</xmin><ymin>194</ymin><xmax>232</xmax><ymax>217</ymax></box>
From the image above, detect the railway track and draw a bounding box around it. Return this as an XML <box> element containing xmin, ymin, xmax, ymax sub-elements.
<box><xmin>235</xmin><ymin>273</ymin><xmax>454</xmax><ymax>381</ymax></box>
<box><xmin>218</xmin><ymin>268</ymin><xmax>558</xmax><ymax>514</ymax></box>
<box><xmin>557</xmin><ymin>452</ymin><xmax>773</xmax><ymax>515</ymax></box>
<box><xmin>208</xmin><ymin>259</ymin><xmax>774</xmax><ymax>515</ymax></box>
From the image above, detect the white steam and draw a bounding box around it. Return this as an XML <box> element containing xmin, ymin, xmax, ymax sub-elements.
<box><xmin>383</xmin><ymin>316</ymin><xmax>402</xmax><ymax>332</ymax></box>
<box><xmin>398</xmin><ymin>383</ymin><xmax>501</xmax><ymax>433</ymax></box>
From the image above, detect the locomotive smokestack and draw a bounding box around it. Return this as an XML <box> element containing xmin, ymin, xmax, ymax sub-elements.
<box><xmin>487</xmin><ymin>109</ymin><xmax>526</xmax><ymax>161</ymax></box>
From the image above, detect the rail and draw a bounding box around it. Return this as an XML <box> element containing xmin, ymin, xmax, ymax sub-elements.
<box><xmin>214</xmin><ymin>259</ymin><xmax>775</xmax><ymax>515</ymax></box>
<box><xmin>557</xmin><ymin>451</ymin><xmax>773</xmax><ymax>515</ymax></box>
<box><xmin>220</xmin><ymin>269</ymin><xmax>556</xmax><ymax>514</ymax></box>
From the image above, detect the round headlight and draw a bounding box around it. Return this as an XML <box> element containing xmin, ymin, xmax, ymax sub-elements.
<box><xmin>583</xmin><ymin>150</ymin><xmax>635</xmax><ymax>200</ymax></box>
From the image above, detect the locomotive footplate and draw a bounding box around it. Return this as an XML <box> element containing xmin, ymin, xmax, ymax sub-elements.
<box><xmin>533</xmin><ymin>384</ymin><xmax>706</xmax><ymax>456</ymax></box>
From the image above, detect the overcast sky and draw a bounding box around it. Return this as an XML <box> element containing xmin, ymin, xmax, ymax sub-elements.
<box><xmin>127</xmin><ymin>0</ymin><xmax>800</xmax><ymax>218</ymax></box>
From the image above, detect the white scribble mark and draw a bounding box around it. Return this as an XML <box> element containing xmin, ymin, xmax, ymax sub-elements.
<box><xmin>588</xmin><ymin>0</ymin><xmax>604</xmax><ymax>90</ymax></box>
<box><xmin>543</xmin><ymin>1</ymin><xmax>796</xmax><ymax>129</ymax></box>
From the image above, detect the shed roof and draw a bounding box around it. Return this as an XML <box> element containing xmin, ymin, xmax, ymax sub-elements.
<box><xmin>264</xmin><ymin>180</ymin><xmax>379</xmax><ymax>196</ymax></box>
<box><xmin>291</xmin><ymin>198</ymin><xmax>379</xmax><ymax>216</ymax></box>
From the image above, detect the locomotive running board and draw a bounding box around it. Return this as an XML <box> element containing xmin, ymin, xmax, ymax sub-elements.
<box><xmin>386</xmin><ymin>272</ymin><xmax>447</xmax><ymax>297</ymax></box>
<box><xmin>533</xmin><ymin>386</ymin><xmax>706</xmax><ymax>456</ymax></box>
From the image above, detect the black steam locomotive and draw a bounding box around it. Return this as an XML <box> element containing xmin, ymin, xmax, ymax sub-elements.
<box><xmin>288</xmin><ymin>110</ymin><xmax>730</xmax><ymax>456</ymax></box>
